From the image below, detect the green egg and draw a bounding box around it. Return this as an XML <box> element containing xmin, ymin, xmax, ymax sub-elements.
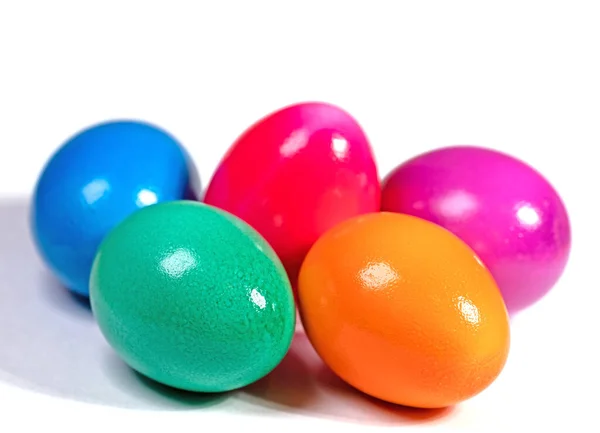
<box><xmin>89</xmin><ymin>200</ymin><xmax>296</xmax><ymax>393</ymax></box>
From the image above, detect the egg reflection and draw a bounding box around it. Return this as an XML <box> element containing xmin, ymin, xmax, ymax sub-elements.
<box><xmin>82</xmin><ymin>178</ymin><xmax>110</xmax><ymax>205</ymax></box>
<box><xmin>332</xmin><ymin>134</ymin><xmax>350</xmax><ymax>160</ymax></box>
<box><xmin>249</xmin><ymin>288</ymin><xmax>267</xmax><ymax>310</ymax></box>
<box><xmin>515</xmin><ymin>202</ymin><xmax>541</xmax><ymax>229</ymax></box>
<box><xmin>433</xmin><ymin>190</ymin><xmax>478</xmax><ymax>221</ymax></box>
<box><xmin>136</xmin><ymin>189</ymin><xmax>158</xmax><ymax>207</ymax></box>
<box><xmin>456</xmin><ymin>295</ymin><xmax>480</xmax><ymax>326</ymax></box>
<box><xmin>279</xmin><ymin>129</ymin><xmax>309</xmax><ymax>157</ymax></box>
<box><xmin>160</xmin><ymin>248</ymin><xmax>197</xmax><ymax>278</ymax></box>
<box><xmin>359</xmin><ymin>262</ymin><xmax>400</xmax><ymax>290</ymax></box>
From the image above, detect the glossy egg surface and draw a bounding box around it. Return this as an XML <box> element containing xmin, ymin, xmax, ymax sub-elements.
<box><xmin>381</xmin><ymin>145</ymin><xmax>571</xmax><ymax>313</ymax></box>
<box><xmin>90</xmin><ymin>201</ymin><xmax>296</xmax><ymax>393</ymax></box>
<box><xmin>31</xmin><ymin>120</ymin><xmax>194</xmax><ymax>297</ymax></box>
<box><xmin>298</xmin><ymin>212</ymin><xmax>510</xmax><ymax>409</ymax></box>
<box><xmin>204</xmin><ymin>102</ymin><xmax>380</xmax><ymax>286</ymax></box>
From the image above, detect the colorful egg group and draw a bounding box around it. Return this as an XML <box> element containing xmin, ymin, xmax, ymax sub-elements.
<box><xmin>204</xmin><ymin>102</ymin><xmax>380</xmax><ymax>287</ymax></box>
<box><xmin>381</xmin><ymin>146</ymin><xmax>571</xmax><ymax>313</ymax></box>
<box><xmin>29</xmin><ymin>103</ymin><xmax>571</xmax><ymax>412</ymax></box>
<box><xmin>31</xmin><ymin>120</ymin><xmax>195</xmax><ymax>297</ymax></box>
<box><xmin>90</xmin><ymin>201</ymin><xmax>296</xmax><ymax>392</ymax></box>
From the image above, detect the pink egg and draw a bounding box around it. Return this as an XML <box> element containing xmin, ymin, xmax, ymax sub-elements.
<box><xmin>204</xmin><ymin>102</ymin><xmax>380</xmax><ymax>288</ymax></box>
<box><xmin>381</xmin><ymin>145</ymin><xmax>571</xmax><ymax>314</ymax></box>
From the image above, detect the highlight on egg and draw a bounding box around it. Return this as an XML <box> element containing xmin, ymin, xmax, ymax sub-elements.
<box><xmin>204</xmin><ymin>102</ymin><xmax>381</xmax><ymax>289</ymax></box>
<box><xmin>381</xmin><ymin>145</ymin><xmax>571</xmax><ymax>314</ymax></box>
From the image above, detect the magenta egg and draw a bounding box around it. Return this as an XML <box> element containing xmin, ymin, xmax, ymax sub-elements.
<box><xmin>204</xmin><ymin>102</ymin><xmax>380</xmax><ymax>290</ymax></box>
<box><xmin>381</xmin><ymin>145</ymin><xmax>571</xmax><ymax>314</ymax></box>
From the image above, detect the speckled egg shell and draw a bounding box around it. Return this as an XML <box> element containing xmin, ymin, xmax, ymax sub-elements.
<box><xmin>31</xmin><ymin>120</ymin><xmax>197</xmax><ymax>297</ymax></box>
<box><xmin>90</xmin><ymin>200</ymin><xmax>296</xmax><ymax>393</ymax></box>
<box><xmin>203</xmin><ymin>102</ymin><xmax>380</xmax><ymax>287</ymax></box>
<box><xmin>381</xmin><ymin>145</ymin><xmax>571</xmax><ymax>313</ymax></box>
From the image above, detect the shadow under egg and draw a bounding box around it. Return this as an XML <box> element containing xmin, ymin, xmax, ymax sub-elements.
<box><xmin>100</xmin><ymin>350</ymin><xmax>229</xmax><ymax>410</ymax></box>
<box><xmin>238</xmin><ymin>331</ymin><xmax>456</xmax><ymax>426</ymax></box>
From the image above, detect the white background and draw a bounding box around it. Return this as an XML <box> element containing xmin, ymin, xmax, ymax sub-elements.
<box><xmin>0</xmin><ymin>1</ymin><xmax>598</xmax><ymax>431</ymax></box>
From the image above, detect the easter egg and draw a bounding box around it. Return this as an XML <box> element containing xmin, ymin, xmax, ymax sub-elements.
<box><xmin>90</xmin><ymin>200</ymin><xmax>296</xmax><ymax>392</ymax></box>
<box><xmin>204</xmin><ymin>102</ymin><xmax>380</xmax><ymax>288</ymax></box>
<box><xmin>381</xmin><ymin>145</ymin><xmax>571</xmax><ymax>313</ymax></box>
<box><xmin>298</xmin><ymin>212</ymin><xmax>510</xmax><ymax>409</ymax></box>
<box><xmin>31</xmin><ymin>120</ymin><xmax>197</xmax><ymax>297</ymax></box>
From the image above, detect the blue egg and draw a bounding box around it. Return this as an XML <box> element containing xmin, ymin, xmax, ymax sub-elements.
<box><xmin>31</xmin><ymin>120</ymin><xmax>198</xmax><ymax>297</ymax></box>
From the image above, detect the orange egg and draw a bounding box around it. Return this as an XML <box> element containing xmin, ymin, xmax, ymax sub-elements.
<box><xmin>298</xmin><ymin>212</ymin><xmax>510</xmax><ymax>409</ymax></box>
